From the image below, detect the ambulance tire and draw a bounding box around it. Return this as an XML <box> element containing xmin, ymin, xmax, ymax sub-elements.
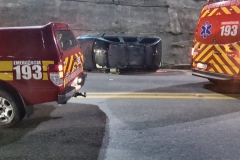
<box><xmin>0</xmin><ymin>90</ymin><xmax>24</xmax><ymax>128</ymax></box>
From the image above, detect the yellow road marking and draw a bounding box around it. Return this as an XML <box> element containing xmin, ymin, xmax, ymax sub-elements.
<box><xmin>82</xmin><ymin>92</ymin><xmax>226</xmax><ymax>95</ymax></box>
<box><xmin>77</xmin><ymin>92</ymin><xmax>240</xmax><ymax>100</ymax></box>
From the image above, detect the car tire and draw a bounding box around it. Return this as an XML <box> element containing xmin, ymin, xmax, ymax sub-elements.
<box><xmin>0</xmin><ymin>90</ymin><xmax>25</xmax><ymax>128</ymax></box>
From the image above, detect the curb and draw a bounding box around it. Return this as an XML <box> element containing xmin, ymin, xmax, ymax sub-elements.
<box><xmin>160</xmin><ymin>64</ymin><xmax>191</xmax><ymax>70</ymax></box>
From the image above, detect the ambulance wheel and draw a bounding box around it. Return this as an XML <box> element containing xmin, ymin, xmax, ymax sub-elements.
<box><xmin>0</xmin><ymin>90</ymin><xmax>24</xmax><ymax>128</ymax></box>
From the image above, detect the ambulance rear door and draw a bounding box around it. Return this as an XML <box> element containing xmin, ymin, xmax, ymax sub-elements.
<box><xmin>194</xmin><ymin>1</ymin><xmax>240</xmax><ymax>76</ymax></box>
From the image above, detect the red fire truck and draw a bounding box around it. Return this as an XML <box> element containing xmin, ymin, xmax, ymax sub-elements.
<box><xmin>0</xmin><ymin>22</ymin><xmax>86</xmax><ymax>127</ymax></box>
<box><xmin>192</xmin><ymin>0</ymin><xmax>240</xmax><ymax>83</ymax></box>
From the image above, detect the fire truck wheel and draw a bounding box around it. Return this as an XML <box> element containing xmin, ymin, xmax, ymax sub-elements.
<box><xmin>0</xmin><ymin>90</ymin><xmax>24</xmax><ymax>128</ymax></box>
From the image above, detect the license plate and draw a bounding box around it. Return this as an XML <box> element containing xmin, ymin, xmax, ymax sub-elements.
<box><xmin>197</xmin><ymin>63</ymin><xmax>207</xmax><ymax>69</ymax></box>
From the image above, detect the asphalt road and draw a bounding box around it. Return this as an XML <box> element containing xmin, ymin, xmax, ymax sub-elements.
<box><xmin>1</xmin><ymin>69</ymin><xmax>240</xmax><ymax>160</ymax></box>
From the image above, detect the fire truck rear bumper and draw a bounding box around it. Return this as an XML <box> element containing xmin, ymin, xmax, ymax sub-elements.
<box><xmin>57</xmin><ymin>73</ymin><xmax>87</xmax><ymax>104</ymax></box>
<box><xmin>192</xmin><ymin>69</ymin><xmax>233</xmax><ymax>80</ymax></box>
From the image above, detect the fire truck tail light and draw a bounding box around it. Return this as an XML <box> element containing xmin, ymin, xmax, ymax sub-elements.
<box><xmin>48</xmin><ymin>64</ymin><xmax>63</xmax><ymax>72</ymax></box>
<box><xmin>48</xmin><ymin>64</ymin><xmax>64</xmax><ymax>86</ymax></box>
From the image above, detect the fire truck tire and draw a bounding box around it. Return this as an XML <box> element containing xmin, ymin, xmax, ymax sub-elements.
<box><xmin>0</xmin><ymin>90</ymin><xmax>24</xmax><ymax>128</ymax></box>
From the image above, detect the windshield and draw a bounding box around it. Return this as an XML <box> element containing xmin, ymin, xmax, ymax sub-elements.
<box><xmin>57</xmin><ymin>30</ymin><xmax>78</xmax><ymax>51</ymax></box>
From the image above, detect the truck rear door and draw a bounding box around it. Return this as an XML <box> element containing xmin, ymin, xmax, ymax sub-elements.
<box><xmin>54</xmin><ymin>24</ymin><xmax>84</xmax><ymax>87</ymax></box>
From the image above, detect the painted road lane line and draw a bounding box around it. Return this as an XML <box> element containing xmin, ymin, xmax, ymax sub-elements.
<box><xmin>76</xmin><ymin>92</ymin><xmax>240</xmax><ymax>100</ymax></box>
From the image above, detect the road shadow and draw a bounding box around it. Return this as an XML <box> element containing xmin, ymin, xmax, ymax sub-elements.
<box><xmin>0</xmin><ymin>103</ymin><xmax>56</xmax><ymax>146</ymax></box>
<box><xmin>203</xmin><ymin>82</ymin><xmax>240</xmax><ymax>99</ymax></box>
<box><xmin>107</xmin><ymin>81</ymin><xmax>240</xmax><ymax>131</ymax></box>
<box><xmin>0</xmin><ymin>102</ymin><xmax>107</xmax><ymax>160</ymax></box>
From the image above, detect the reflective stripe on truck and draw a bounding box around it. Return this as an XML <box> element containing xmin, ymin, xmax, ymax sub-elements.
<box><xmin>0</xmin><ymin>60</ymin><xmax>54</xmax><ymax>81</ymax></box>
<box><xmin>192</xmin><ymin>42</ymin><xmax>240</xmax><ymax>75</ymax></box>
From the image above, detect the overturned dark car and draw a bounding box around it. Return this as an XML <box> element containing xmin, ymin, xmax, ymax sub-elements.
<box><xmin>77</xmin><ymin>35</ymin><xmax>162</xmax><ymax>71</ymax></box>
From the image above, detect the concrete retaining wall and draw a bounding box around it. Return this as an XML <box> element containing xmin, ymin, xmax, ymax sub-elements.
<box><xmin>0</xmin><ymin>0</ymin><xmax>206</xmax><ymax>65</ymax></box>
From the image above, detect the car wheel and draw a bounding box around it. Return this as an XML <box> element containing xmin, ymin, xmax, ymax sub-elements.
<box><xmin>0</xmin><ymin>90</ymin><xmax>24</xmax><ymax>128</ymax></box>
